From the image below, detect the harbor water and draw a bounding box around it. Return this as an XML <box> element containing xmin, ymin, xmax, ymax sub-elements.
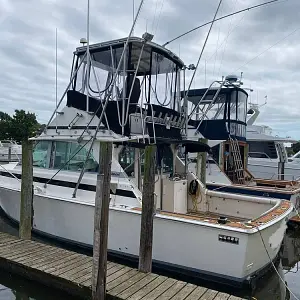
<box><xmin>0</xmin><ymin>211</ymin><xmax>299</xmax><ymax>300</ymax></box>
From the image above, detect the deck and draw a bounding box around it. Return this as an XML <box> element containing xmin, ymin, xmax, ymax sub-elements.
<box><xmin>0</xmin><ymin>232</ymin><xmax>245</xmax><ymax>300</ymax></box>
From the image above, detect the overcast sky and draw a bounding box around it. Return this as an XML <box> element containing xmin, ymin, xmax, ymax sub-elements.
<box><xmin>0</xmin><ymin>0</ymin><xmax>299</xmax><ymax>139</ymax></box>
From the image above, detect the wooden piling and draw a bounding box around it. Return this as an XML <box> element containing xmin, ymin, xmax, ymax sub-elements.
<box><xmin>19</xmin><ymin>139</ymin><xmax>33</xmax><ymax>240</ymax></box>
<box><xmin>196</xmin><ymin>138</ymin><xmax>207</xmax><ymax>186</ymax></box>
<box><xmin>138</xmin><ymin>145</ymin><xmax>156</xmax><ymax>273</ymax></box>
<box><xmin>92</xmin><ymin>141</ymin><xmax>113</xmax><ymax>300</ymax></box>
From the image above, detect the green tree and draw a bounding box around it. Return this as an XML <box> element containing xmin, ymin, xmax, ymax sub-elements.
<box><xmin>7</xmin><ymin>110</ymin><xmax>40</xmax><ymax>143</ymax></box>
<box><xmin>0</xmin><ymin>111</ymin><xmax>11</xmax><ymax>121</ymax></box>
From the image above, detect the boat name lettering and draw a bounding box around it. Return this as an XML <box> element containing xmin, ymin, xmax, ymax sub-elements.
<box><xmin>218</xmin><ymin>234</ymin><xmax>239</xmax><ymax>245</ymax></box>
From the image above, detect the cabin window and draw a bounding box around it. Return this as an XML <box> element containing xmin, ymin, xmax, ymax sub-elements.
<box><xmin>229</xmin><ymin>91</ymin><xmax>237</xmax><ymax>121</ymax></box>
<box><xmin>75</xmin><ymin>46</ymin><xmax>128</xmax><ymax>100</ymax></box>
<box><xmin>237</xmin><ymin>92</ymin><xmax>247</xmax><ymax>122</ymax></box>
<box><xmin>248</xmin><ymin>141</ymin><xmax>278</xmax><ymax>159</ymax></box>
<box><xmin>33</xmin><ymin>141</ymin><xmax>50</xmax><ymax>168</ymax></box>
<box><xmin>118</xmin><ymin>146</ymin><xmax>173</xmax><ymax>177</ymax></box>
<box><xmin>51</xmin><ymin>141</ymin><xmax>98</xmax><ymax>172</ymax></box>
<box><xmin>119</xmin><ymin>147</ymin><xmax>135</xmax><ymax>177</ymax></box>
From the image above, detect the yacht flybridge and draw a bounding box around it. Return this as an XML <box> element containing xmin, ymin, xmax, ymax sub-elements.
<box><xmin>0</xmin><ymin>36</ymin><xmax>294</xmax><ymax>288</ymax></box>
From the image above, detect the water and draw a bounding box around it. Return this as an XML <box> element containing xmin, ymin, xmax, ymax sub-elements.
<box><xmin>0</xmin><ymin>213</ymin><xmax>300</xmax><ymax>300</ymax></box>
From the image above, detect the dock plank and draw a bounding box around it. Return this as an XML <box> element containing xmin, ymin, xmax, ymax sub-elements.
<box><xmin>185</xmin><ymin>286</ymin><xmax>207</xmax><ymax>300</ymax></box>
<box><xmin>155</xmin><ymin>281</ymin><xmax>187</xmax><ymax>300</ymax></box>
<box><xmin>107</xmin><ymin>266</ymin><xmax>132</xmax><ymax>283</ymax></box>
<box><xmin>52</xmin><ymin>256</ymin><xmax>91</xmax><ymax>277</ymax></box>
<box><xmin>108</xmin><ymin>272</ymin><xmax>149</xmax><ymax>296</ymax></box>
<box><xmin>140</xmin><ymin>277</ymin><xmax>178</xmax><ymax>300</ymax></box>
<box><xmin>0</xmin><ymin>232</ymin><xmax>246</xmax><ymax>300</ymax></box>
<box><xmin>214</xmin><ymin>292</ymin><xmax>230</xmax><ymax>300</ymax></box>
<box><xmin>106</xmin><ymin>269</ymin><xmax>139</xmax><ymax>291</ymax></box>
<box><xmin>199</xmin><ymin>289</ymin><xmax>218</xmax><ymax>300</ymax></box>
<box><xmin>127</xmin><ymin>276</ymin><xmax>168</xmax><ymax>300</ymax></box>
<box><xmin>115</xmin><ymin>273</ymin><xmax>159</xmax><ymax>299</ymax></box>
<box><xmin>169</xmin><ymin>283</ymin><xmax>197</xmax><ymax>300</ymax></box>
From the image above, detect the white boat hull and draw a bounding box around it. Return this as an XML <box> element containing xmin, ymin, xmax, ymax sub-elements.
<box><xmin>0</xmin><ymin>185</ymin><xmax>290</xmax><ymax>287</ymax></box>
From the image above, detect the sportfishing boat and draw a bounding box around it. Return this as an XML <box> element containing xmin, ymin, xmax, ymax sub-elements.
<box><xmin>183</xmin><ymin>82</ymin><xmax>300</xmax><ymax>212</ymax></box>
<box><xmin>0</xmin><ymin>35</ymin><xmax>293</xmax><ymax>288</ymax></box>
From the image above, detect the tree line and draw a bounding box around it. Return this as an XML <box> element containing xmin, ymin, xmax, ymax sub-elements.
<box><xmin>0</xmin><ymin>110</ymin><xmax>45</xmax><ymax>143</ymax></box>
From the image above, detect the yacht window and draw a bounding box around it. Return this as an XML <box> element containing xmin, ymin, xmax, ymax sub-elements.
<box><xmin>230</xmin><ymin>91</ymin><xmax>237</xmax><ymax>121</ymax></box>
<box><xmin>52</xmin><ymin>141</ymin><xmax>98</xmax><ymax>172</ymax></box>
<box><xmin>248</xmin><ymin>141</ymin><xmax>278</xmax><ymax>159</ymax></box>
<box><xmin>33</xmin><ymin>141</ymin><xmax>50</xmax><ymax>168</ymax></box>
<box><xmin>237</xmin><ymin>92</ymin><xmax>247</xmax><ymax>122</ymax></box>
<box><xmin>119</xmin><ymin>147</ymin><xmax>135</xmax><ymax>176</ymax></box>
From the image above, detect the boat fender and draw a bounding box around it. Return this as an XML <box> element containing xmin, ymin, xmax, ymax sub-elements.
<box><xmin>189</xmin><ymin>179</ymin><xmax>199</xmax><ymax>196</ymax></box>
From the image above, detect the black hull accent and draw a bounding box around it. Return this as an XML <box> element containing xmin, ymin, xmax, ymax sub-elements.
<box><xmin>0</xmin><ymin>171</ymin><xmax>136</xmax><ymax>198</ymax></box>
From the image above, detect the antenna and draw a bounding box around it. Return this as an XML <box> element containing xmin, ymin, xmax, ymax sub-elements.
<box><xmin>205</xmin><ymin>60</ymin><xmax>207</xmax><ymax>86</ymax></box>
<box><xmin>86</xmin><ymin>0</ymin><xmax>90</xmax><ymax>113</ymax></box>
<box><xmin>132</xmin><ymin>0</ymin><xmax>135</xmax><ymax>35</ymax></box>
<box><xmin>55</xmin><ymin>28</ymin><xmax>58</xmax><ymax>132</ymax></box>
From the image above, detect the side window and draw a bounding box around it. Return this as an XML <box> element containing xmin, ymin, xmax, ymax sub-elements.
<box><xmin>33</xmin><ymin>141</ymin><xmax>50</xmax><ymax>168</ymax></box>
<box><xmin>53</xmin><ymin>142</ymin><xmax>70</xmax><ymax>169</ymax></box>
<box><xmin>119</xmin><ymin>147</ymin><xmax>135</xmax><ymax>176</ymax></box>
<box><xmin>68</xmin><ymin>142</ymin><xmax>98</xmax><ymax>172</ymax></box>
<box><xmin>52</xmin><ymin>141</ymin><xmax>98</xmax><ymax>172</ymax></box>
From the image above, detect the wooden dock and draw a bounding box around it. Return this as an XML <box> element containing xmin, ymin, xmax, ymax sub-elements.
<box><xmin>0</xmin><ymin>232</ymin><xmax>245</xmax><ymax>300</ymax></box>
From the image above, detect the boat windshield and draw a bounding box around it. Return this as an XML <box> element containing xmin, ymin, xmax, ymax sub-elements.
<box><xmin>33</xmin><ymin>141</ymin><xmax>98</xmax><ymax>172</ymax></box>
<box><xmin>119</xmin><ymin>146</ymin><xmax>173</xmax><ymax>177</ymax></box>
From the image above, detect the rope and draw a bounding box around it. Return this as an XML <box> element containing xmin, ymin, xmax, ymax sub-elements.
<box><xmin>257</xmin><ymin>225</ymin><xmax>300</xmax><ymax>300</ymax></box>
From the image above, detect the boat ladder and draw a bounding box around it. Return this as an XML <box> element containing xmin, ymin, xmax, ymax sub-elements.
<box><xmin>229</xmin><ymin>137</ymin><xmax>245</xmax><ymax>184</ymax></box>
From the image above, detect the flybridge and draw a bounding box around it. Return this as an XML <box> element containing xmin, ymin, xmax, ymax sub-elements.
<box><xmin>184</xmin><ymin>84</ymin><xmax>248</xmax><ymax>141</ymax></box>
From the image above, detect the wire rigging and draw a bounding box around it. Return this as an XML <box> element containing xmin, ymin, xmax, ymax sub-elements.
<box><xmin>217</xmin><ymin>0</ymin><xmax>238</xmax><ymax>77</ymax></box>
<box><xmin>184</xmin><ymin>0</ymin><xmax>223</xmax><ymax>103</ymax></box>
<box><xmin>235</xmin><ymin>26</ymin><xmax>300</xmax><ymax>71</ymax></box>
<box><xmin>162</xmin><ymin>0</ymin><xmax>281</xmax><ymax>47</ymax></box>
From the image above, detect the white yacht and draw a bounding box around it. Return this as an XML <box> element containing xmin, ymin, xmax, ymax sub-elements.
<box><xmin>0</xmin><ymin>36</ymin><xmax>293</xmax><ymax>289</ymax></box>
<box><xmin>246</xmin><ymin>104</ymin><xmax>300</xmax><ymax>181</ymax></box>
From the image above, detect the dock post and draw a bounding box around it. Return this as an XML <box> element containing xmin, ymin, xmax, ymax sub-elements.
<box><xmin>138</xmin><ymin>145</ymin><xmax>156</xmax><ymax>273</ymax></box>
<box><xmin>19</xmin><ymin>139</ymin><xmax>33</xmax><ymax>240</ymax></box>
<box><xmin>92</xmin><ymin>141</ymin><xmax>113</xmax><ymax>300</ymax></box>
<box><xmin>196</xmin><ymin>138</ymin><xmax>207</xmax><ymax>186</ymax></box>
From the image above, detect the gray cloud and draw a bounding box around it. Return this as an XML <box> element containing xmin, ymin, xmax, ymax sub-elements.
<box><xmin>0</xmin><ymin>0</ymin><xmax>299</xmax><ymax>140</ymax></box>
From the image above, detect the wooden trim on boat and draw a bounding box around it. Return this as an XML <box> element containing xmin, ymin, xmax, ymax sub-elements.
<box><xmin>254</xmin><ymin>178</ymin><xmax>299</xmax><ymax>188</ymax></box>
<box><xmin>132</xmin><ymin>200</ymin><xmax>292</xmax><ymax>229</ymax></box>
